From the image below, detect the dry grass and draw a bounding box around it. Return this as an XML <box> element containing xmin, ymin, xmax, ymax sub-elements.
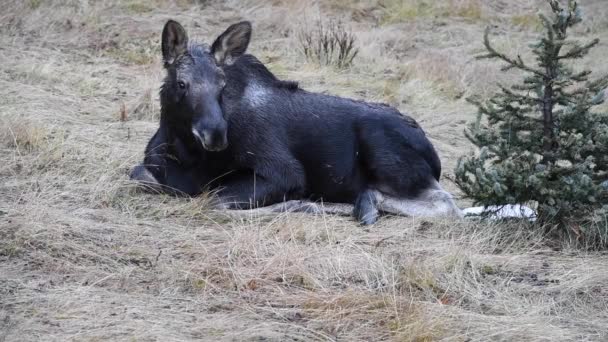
<box><xmin>378</xmin><ymin>0</ymin><xmax>484</xmax><ymax>24</ymax></box>
<box><xmin>1</xmin><ymin>0</ymin><xmax>608</xmax><ymax>341</ymax></box>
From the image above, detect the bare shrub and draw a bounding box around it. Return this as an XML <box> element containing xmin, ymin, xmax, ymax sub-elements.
<box><xmin>0</xmin><ymin>117</ymin><xmax>47</xmax><ymax>152</ymax></box>
<box><xmin>297</xmin><ymin>19</ymin><xmax>359</xmax><ymax>69</ymax></box>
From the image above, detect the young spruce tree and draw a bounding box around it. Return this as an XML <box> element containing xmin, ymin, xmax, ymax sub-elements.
<box><xmin>455</xmin><ymin>0</ymin><xmax>608</xmax><ymax>243</ymax></box>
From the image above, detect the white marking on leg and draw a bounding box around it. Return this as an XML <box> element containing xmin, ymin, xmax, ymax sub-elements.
<box><xmin>375</xmin><ymin>180</ymin><xmax>463</xmax><ymax>218</ymax></box>
<box><xmin>232</xmin><ymin>200</ymin><xmax>353</xmax><ymax>216</ymax></box>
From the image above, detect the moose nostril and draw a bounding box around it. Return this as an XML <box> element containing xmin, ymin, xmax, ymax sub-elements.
<box><xmin>213</xmin><ymin>130</ymin><xmax>226</xmax><ymax>145</ymax></box>
<box><xmin>217</xmin><ymin>132</ymin><xmax>229</xmax><ymax>150</ymax></box>
<box><xmin>218</xmin><ymin>139</ymin><xmax>228</xmax><ymax>150</ymax></box>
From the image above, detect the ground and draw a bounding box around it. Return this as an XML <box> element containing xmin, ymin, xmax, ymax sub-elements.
<box><xmin>1</xmin><ymin>0</ymin><xmax>608</xmax><ymax>341</ymax></box>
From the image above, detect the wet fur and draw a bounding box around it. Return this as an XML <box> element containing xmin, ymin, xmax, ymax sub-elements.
<box><xmin>132</xmin><ymin>23</ymin><xmax>461</xmax><ymax>224</ymax></box>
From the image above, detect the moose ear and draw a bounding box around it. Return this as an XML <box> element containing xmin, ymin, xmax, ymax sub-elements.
<box><xmin>210</xmin><ymin>21</ymin><xmax>252</xmax><ymax>66</ymax></box>
<box><xmin>162</xmin><ymin>20</ymin><xmax>188</xmax><ymax>66</ymax></box>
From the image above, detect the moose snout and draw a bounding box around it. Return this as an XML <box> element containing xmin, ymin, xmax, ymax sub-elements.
<box><xmin>192</xmin><ymin>126</ymin><xmax>228</xmax><ymax>152</ymax></box>
<box><xmin>191</xmin><ymin>101</ymin><xmax>229</xmax><ymax>152</ymax></box>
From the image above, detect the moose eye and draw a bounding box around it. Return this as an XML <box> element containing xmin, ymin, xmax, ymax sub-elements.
<box><xmin>177</xmin><ymin>81</ymin><xmax>186</xmax><ymax>89</ymax></box>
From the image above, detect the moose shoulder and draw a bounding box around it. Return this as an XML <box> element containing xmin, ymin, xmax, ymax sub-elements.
<box><xmin>130</xmin><ymin>20</ymin><xmax>463</xmax><ymax>224</ymax></box>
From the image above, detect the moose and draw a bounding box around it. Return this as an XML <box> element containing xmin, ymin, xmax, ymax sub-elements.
<box><xmin>130</xmin><ymin>20</ymin><xmax>463</xmax><ymax>224</ymax></box>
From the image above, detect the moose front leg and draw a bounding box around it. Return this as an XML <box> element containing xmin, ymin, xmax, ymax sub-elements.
<box><xmin>130</xmin><ymin>129</ymin><xmax>169</xmax><ymax>192</ymax></box>
<box><xmin>130</xmin><ymin>128</ymin><xmax>204</xmax><ymax>196</ymax></box>
<box><xmin>130</xmin><ymin>164</ymin><xmax>162</xmax><ymax>189</ymax></box>
<box><xmin>131</xmin><ymin>159</ymin><xmax>203</xmax><ymax>196</ymax></box>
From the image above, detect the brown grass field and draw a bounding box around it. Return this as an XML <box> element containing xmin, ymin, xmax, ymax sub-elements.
<box><xmin>1</xmin><ymin>0</ymin><xmax>608</xmax><ymax>341</ymax></box>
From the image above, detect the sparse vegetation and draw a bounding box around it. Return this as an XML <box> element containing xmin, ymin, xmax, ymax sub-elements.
<box><xmin>379</xmin><ymin>0</ymin><xmax>483</xmax><ymax>24</ymax></box>
<box><xmin>1</xmin><ymin>0</ymin><xmax>608</xmax><ymax>341</ymax></box>
<box><xmin>124</xmin><ymin>1</ymin><xmax>154</xmax><ymax>13</ymax></box>
<box><xmin>298</xmin><ymin>19</ymin><xmax>359</xmax><ymax>69</ymax></box>
<box><xmin>28</xmin><ymin>0</ymin><xmax>41</xmax><ymax>9</ymax></box>
<box><xmin>0</xmin><ymin>118</ymin><xmax>47</xmax><ymax>152</ymax></box>
<box><xmin>511</xmin><ymin>13</ymin><xmax>542</xmax><ymax>29</ymax></box>
<box><xmin>103</xmin><ymin>37</ymin><xmax>159</xmax><ymax>65</ymax></box>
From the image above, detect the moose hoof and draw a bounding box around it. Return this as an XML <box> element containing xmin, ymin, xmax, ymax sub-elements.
<box><xmin>353</xmin><ymin>189</ymin><xmax>379</xmax><ymax>225</ymax></box>
<box><xmin>129</xmin><ymin>165</ymin><xmax>161</xmax><ymax>191</ymax></box>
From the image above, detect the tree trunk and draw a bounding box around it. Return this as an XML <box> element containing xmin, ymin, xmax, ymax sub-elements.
<box><xmin>542</xmin><ymin>77</ymin><xmax>554</xmax><ymax>163</ymax></box>
<box><xmin>542</xmin><ymin>41</ymin><xmax>563</xmax><ymax>164</ymax></box>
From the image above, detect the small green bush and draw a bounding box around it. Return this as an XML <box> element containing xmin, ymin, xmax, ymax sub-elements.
<box><xmin>455</xmin><ymin>0</ymin><xmax>608</xmax><ymax>247</ymax></box>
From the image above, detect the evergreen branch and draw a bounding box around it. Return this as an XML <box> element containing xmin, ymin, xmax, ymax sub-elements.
<box><xmin>479</xmin><ymin>27</ymin><xmax>545</xmax><ymax>77</ymax></box>
<box><xmin>548</xmin><ymin>0</ymin><xmax>561</xmax><ymax>14</ymax></box>
<box><xmin>548</xmin><ymin>0</ymin><xmax>581</xmax><ymax>37</ymax></box>
<box><xmin>554</xmin><ymin>89</ymin><xmax>585</xmax><ymax>103</ymax></box>
<box><xmin>539</xmin><ymin>14</ymin><xmax>556</xmax><ymax>44</ymax></box>
<box><xmin>559</xmin><ymin>86</ymin><xmax>590</xmax><ymax>97</ymax></box>
<box><xmin>500</xmin><ymin>85</ymin><xmax>544</xmax><ymax>104</ymax></box>
<box><xmin>558</xmin><ymin>39</ymin><xmax>599</xmax><ymax>59</ymax></box>
<box><xmin>466</xmin><ymin>97</ymin><xmax>494</xmax><ymax>117</ymax></box>
<box><xmin>587</xmin><ymin>74</ymin><xmax>608</xmax><ymax>92</ymax></box>
<box><xmin>569</xmin><ymin>70</ymin><xmax>592</xmax><ymax>82</ymax></box>
<box><xmin>512</xmin><ymin>83</ymin><xmax>538</xmax><ymax>91</ymax></box>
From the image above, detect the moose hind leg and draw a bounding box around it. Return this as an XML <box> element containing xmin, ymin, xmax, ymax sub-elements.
<box><xmin>238</xmin><ymin>200</ymin><xmax>354</xmax><ymax>216</ymax></box>
<box><xmin>375</xmin><ymin>180</ymin><xmax>463</xmax><ymax>218</ymax></box>
<box><xmin>353</xmin><ymin>189</ymin><xmax>379</xmax><ymax>225</ymax></box>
